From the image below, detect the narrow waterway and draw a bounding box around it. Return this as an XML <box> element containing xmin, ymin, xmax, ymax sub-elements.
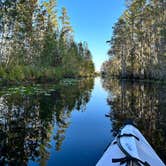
<box><xmin>0</xmin><ymin>77</ymin><xmax>166</xmax><ymax>165</ymax></box>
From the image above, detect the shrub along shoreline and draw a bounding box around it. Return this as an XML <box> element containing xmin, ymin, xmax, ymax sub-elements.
<box><xmin>0</xmin><ymin>65</ymin><xmax>95</xmax><ymax>86</ymax></box>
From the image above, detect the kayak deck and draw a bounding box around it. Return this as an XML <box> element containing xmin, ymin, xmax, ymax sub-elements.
<box><xmin>96</xmin><ymin>124</ymin><xmax>165</xmax><ymax>166</ymax></box>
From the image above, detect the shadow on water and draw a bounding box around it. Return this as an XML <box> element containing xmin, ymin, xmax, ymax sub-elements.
<box><xmin>0</xmin><ymin>78</ymin><xmax>94</xmax><ymax>165</ymax></box>
<box><xmin>102</xmin><ymin>78</ymin><xmax>166</xmax><ymax>163</ymax></box>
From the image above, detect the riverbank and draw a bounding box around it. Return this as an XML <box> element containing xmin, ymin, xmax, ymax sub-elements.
<box><xmin>0</xmin><ymin>65</ymin><xmax>95</xmax><ymax>86</ymax></box>
<box><xmin>101</xmin><ymin>75</ymin><xmax>166</xmax><ymax>85</ymax></box>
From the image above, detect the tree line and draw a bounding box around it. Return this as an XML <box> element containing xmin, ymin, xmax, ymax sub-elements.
<box><xmin>0</xmin><ymin>0</ymin><xmax>95</xmax><ymax>83</ymax></box>
<box><xmin>102</xmin><ymin>0</ymin><xmax>165</xmax><ymax>80</ymax></box>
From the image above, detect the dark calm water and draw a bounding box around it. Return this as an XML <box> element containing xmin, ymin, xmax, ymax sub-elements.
<box><xmin>0</xmin><ymin>78</ymin><xmax>166</xmax><ymax>165</ymax></box>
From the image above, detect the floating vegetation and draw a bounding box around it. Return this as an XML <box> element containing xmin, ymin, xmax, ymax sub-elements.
<box><xmin>60</xmin><ymin>78</ymin><xmax>79</xmax><ymax>86</ymax></box>
<box><xmin>0</xmin><ymin>79</ymin><xmax>80</xmax><ymax>97</ymax></box>
<box><xmin>0</xmin><ymin>85</ymin><xmax>52</xmax><ymax>97</ymax></box>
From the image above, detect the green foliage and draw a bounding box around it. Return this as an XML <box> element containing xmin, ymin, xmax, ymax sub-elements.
<box><xmin>103</xmin><ymin>0</ymin><xmax>166</xmax><ymax>80</ymax></box>
<box><xmin>8</xmin><ymin>66</ymin><xmax>25</xmax><ymax>81</ymax></box>
<box><xmin>0</xmin><ymin>0</ymin><xmax>95</xmax><ymax>83</ymax></box>
<box><xmin>0</xmin><ymin>67</ymin><xmax>7</xmax><ymax>80</ymax></box>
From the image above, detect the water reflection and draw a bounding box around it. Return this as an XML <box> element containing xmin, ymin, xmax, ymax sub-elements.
<box><xmin>102</xmin><ymin>78</ymin><xmax>166</xmax><ymax>163</ymax></box>
<box><xmin>0</xmin><ymin>78</ymin><xmax>94</xmax><ymax>165</ymax></box>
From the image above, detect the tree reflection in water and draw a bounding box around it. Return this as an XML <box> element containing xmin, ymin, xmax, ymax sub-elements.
<box><xmin>0</xmin><ymin>78</ymin><xmax>94</xmax><ymax>165</ymax></box>
<box><xmin>102</xmin><ymin>78</ymin><xmax>166</xmax><ymax>163</ymax></box>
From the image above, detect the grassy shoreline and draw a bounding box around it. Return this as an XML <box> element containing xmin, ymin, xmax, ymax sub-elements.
<box><xmin>0</xmin><ymin>65</ymin><xmax>95</xmax><ymax>86</ymax></box>
<box><xmin>0</xmin><ymin>76</ymin><xmax>96</xmax><ymax>87</ymax></box>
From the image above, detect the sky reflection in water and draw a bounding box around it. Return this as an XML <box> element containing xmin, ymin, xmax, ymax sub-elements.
<box><xmin>0</xmin><ymin>78</ymin><xmax>166</xmax><ymax>165</ymax></box>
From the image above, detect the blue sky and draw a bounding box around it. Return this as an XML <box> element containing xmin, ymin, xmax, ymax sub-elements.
<box><xmin>58</xmin><ymin>0</ymin><xmax>126</xmax><ymax>71</ymax></box>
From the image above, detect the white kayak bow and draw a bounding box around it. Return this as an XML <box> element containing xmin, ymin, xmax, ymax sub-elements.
<box><xmin>96</xmin><ymin>124</ymin><xmax>165</xmax><ymax>166</ymax></box>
